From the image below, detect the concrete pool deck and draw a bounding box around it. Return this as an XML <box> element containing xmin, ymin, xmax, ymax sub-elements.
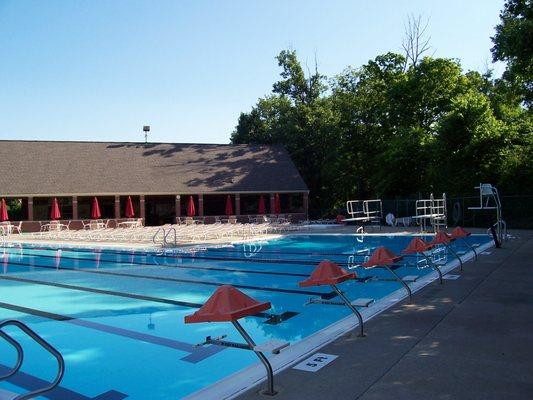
<box><xmin>238</xmin><ymin>230</ymin><xmax>533</xmax><ymax>400</ymax></box>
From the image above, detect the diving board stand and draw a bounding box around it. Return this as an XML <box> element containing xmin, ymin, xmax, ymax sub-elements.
<box><xmin>345</xmin><ymin>199</ymin><xmax>382</xmax><ymax>232</ymax></box>
<box><xmin>413</xmin><ymin>193</ymin><xmax>447</xmax><ymax>233</ymax></box>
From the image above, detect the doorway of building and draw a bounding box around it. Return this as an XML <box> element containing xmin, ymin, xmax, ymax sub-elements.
<box><xmin>145</xmin><ymin>195</ymin><xmax>175</xmax><ymax>226</ymax></box>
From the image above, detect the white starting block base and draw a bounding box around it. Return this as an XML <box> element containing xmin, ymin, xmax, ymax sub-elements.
<box><xmin>351</xmin><ymin>298</ymin><xmax>374</xmax><ymax>307</ymax></box>
<box><xmin>254</xmin><ymin>339</ymin><xmax>290</xmax><ymax>354</ymax></box>
<box><xmin>443</xmin><ymin>274</ymin><xmax>461</xmax><ymax>280</ymax></box>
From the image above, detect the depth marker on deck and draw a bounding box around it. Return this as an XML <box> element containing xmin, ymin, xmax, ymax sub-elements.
<box><xmin>292</xmin><ymin>353</ymin><xmax>338</xmax><ymax>372</ymax></box>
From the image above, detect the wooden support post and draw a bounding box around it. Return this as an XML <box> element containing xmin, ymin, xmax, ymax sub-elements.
<box><xmin>235</xmin><ymin>194</ymin><xmax>241</xmax><ymax>216</ymax></box>
<box><xmin>198</xmin><ymin>194</ymin><xmax>204</xmax><ymax>217</ymax></box>
<box><xmin>27</xmin><ymin>197</ymin><xmax>34</xmax><ymax>221</ymax></box>
<box><xmin>114</xmin><ymin>195</ymin><xmax>120</xmax><ymax>219</ymax></box>
<box><xmin>303</xmin><ymin>192</ymin><xmax>309</xmax><ymax>219</ymax></box>
<box><xmin>175</xmin><ymin>195</ymin><xmax>181</xmax><ymax>219</ymax></box>
<box><xmin>139</xmin><ymin>195</ymin><xmax>145</xmax><ymax>224</ymax></box>
<box><xmin>72</xmin><ymin>196</ymin><xmax>78</xmax><ymax>220</ymax></box>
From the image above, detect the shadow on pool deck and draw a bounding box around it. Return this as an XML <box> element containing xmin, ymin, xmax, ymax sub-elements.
<box><xmin>238</xmin><ymin>231</ymin><xmax>533</xmax><ymax>400</ymax></box>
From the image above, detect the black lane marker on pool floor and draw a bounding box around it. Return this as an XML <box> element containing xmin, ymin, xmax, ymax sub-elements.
<box><xmin>1</xmin><ymin>258</ymin><xmax>335</xmax><ymax>299</ymax></box>
<box><xmin>15</xmin><ymin>243</ymin><xmax>371</xmax><ymax>259</ymax></box>
<box><xmin>0</xmin><ymin>364</ymin><xmax>128</xmax><ymax>400</ymax></box>
<box><xmin>0</xmin><ymin>267</ymin><xmax>308</xmax><ymax>323</ymax></box>
<box><xmin>0</xmin><ymin>301</ymin><xmax>224</xmax><ymax>364</ymax></box>
<box><xmin>8</xmin><ymin>242</ymin><xmax>442</xmax><ymax>266</ymax></box>
<box><xmin>2</xmin><ymin>248</ymin><xmax>314</xmax><ymax>278</ymax></box>
<box><xmin>10</xmin><ymin>244</ymin><xmax>357</xmax><ymax>266</ymax></box>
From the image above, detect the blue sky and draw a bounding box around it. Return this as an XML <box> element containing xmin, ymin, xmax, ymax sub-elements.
<box><xmin>0</xmin><ymin>0</ymin><xmax>505</xmax><ymax>144</ymax></box>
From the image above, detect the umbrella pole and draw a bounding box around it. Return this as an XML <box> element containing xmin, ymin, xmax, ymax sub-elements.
<box><xmin>384</xmin><ymin>265</ymin><xmax>412</xmax><ymax>303</ymax></box>
<box><xmin>331</xmin><ymin>284</ymin><xmax>365</xmax><ymax>337</ymax></box>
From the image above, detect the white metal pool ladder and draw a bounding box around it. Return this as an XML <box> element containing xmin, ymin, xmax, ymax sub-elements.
<box><xmin>152</xmin><ymin>227</ymin><xmax>168</xmax><ymax>246</ymax></box>
<box><xmin>163</xmin><ymin>227</ymin><xmax>177</xmax><ymax>247</ymax></box>
<box><xmin>0</xmin><ymin>319</ymin><xmax>65</xmax><ymax>400</ymax></box>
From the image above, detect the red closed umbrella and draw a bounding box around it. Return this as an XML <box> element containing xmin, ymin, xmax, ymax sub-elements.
<box><xmin>50</xmin><ymin>198</ymin><xmax>61</xmax><ymax>220</ymax></box>
<box><xmin>225</xmin><ymin>195</ymin><xmax>233</xmax><ymax>216</ymax></box>
<box><xmin>91</xmin><ymin>197</ymin><xmax>101</xmax><ymax>219</ymax></box>
<box><xmin>274</xmin><ymin>193</ymin><xmax>281</xmax><ymax>214</ymax></box>
<box><xmin>0</xmin><ymin>198</ymin><xmax>9</xmax><ymax>222</ymax></box>
<box><xmin>187</xmin><ymin>196</ymin><xmax>196</xmax><ymax>217</ymax></box>
<box><xmin>125</xmin><ymin>196</ymin><xmax>135</xmax><ymax>218</ymax></box>
<box><xmin>258</xmin><ymin>195</ymin><xmax>266</xmax><ymax>215</ymax></box>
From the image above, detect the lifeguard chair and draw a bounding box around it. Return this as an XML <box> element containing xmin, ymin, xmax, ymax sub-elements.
<box><xmin>468</xmin><ymin>183</ymin><xmax>506</xmax><ymax>245</ymax></box>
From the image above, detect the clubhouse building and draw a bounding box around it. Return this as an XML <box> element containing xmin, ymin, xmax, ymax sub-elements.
<box><xmin>0</xmin><ymin>140</ymin><xmax>308</xmax><ymax>229</ymax></box>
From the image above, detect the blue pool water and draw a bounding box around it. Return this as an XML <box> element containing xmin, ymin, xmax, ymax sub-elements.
<box><xmin>0</xmin><ymin>234</ymin><xmax>492</xmax><ymax>399</ymax></box>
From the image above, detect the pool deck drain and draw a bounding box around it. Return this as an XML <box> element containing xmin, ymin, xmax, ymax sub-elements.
<box><xmin>238</xmin><ymin>231</ymin><xmax>533</xmax><ymax>400</ymax></box>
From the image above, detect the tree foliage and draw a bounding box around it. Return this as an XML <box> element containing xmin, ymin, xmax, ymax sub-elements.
<box><xmin>491</xmin><ymin>0</ymin><xmax>533</xmax><ymax>106</ymax></box>
<box><xmin>232</xmin><ymin>11</ymin><xmax>533</xmax><ymax>216</ymax></box>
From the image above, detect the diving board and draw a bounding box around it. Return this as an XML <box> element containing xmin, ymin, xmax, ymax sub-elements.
<box><xmin>345</xmin><ymin>199</ymin><xmax>382</xmax><ymax>231</ymax></box>
<box><xmin>414</xmin><ymin>193</ymin><xmax>447</xmax><ymax>233</ymax></box>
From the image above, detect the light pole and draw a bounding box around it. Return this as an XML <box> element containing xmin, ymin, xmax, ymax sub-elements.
<box><xmin>143</xmin><ymin>125</ymin><xmax>150</xmax><ymax>143</ymax></box>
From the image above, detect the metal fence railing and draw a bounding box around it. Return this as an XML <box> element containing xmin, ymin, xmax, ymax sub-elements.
<box><xmin>311</xmin><ymin>194</ymin><xmax>533</xmax><ymax>230</ymax></box>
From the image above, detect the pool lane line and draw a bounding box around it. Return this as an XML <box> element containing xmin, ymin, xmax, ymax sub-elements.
<box><xmin>2</xmin><ymin>248</ymin><xmax>315</xmax><ymax>278</ymax></box>
<box><xmin>0</xmin><ymin>265</ymin><xmax>310</xmax><ymax>324</ymax></box>
<box><xmin>5</xmin><ymin>247</ymin><xmax>386</xmax><ymax>282</ymax></box>
<box><xmin>9</xmin><ymin>244</ymin><xmax>358</xmax><ymax>265</ymax></box>
<box><xmin>2</xmin><ymin>246</ymin><xmax>424</xmax><ymax>281</ymax></box>
<box><xmin>0</xmin><ymin>259</ymin><xmax>336</xmax><ymax>300</ymax></box>
<box><xmin>8</xmin><ymin>242</ymin><xmax>448</xmax><ymax>265</ymax></box>
<box><xmin>0</xmin><ymin>301</ymin><xmax>223</xmax><ymax>364</ymax></box>
<box><xmin>0</xmin><ymin>364</ymin><xmax>128</xmax><ymax>400</ymax></box>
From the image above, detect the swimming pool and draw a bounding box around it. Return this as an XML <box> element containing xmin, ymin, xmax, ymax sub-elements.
<box><xmin>0</xmin><ymin>233</ymin><xmax>493</xmax><ymax>399</ymax></box>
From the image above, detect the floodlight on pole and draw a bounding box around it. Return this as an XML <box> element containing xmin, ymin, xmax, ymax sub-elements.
<box><xmin>143</xmin><ymin>125</ymin><xmax>150</xmax><ymax>143</ymax></box>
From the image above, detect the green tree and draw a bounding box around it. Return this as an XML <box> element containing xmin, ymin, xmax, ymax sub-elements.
<box><xmin>232</xmin><ymin>48</ymin><xmax>533</xmax><ymax>217</ymax></box>
<box><xmin>491</xmin><ymin>0</ymin><xmax>533</xmax><ymax>106</ymax></box>
<box><xmin>231</xmin><ymin>50</ymin><xmax>341</xmax><ymax>214</ymax></box>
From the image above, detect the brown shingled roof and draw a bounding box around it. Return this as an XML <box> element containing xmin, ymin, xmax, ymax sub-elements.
<box><xmin>0</xmin><ymin>141</ymin><xmax>308</xmax><ymax>196</ymax></box>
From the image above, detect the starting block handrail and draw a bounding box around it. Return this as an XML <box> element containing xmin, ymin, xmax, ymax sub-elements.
<box><xmin>194</xmin><ymin>321</ymin><xmax>288</xmax><ymax>396</ymax></box>
<box><xmin>306</xmin><ymin>284</ymin><xmax>366</xmax><ymax>337</ymax></box>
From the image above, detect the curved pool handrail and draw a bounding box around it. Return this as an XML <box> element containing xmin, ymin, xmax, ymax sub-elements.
<box><xmin>163</xmin><ymin>227</ymin><xmax>177</xmax><ymax>247</ymax></box>
<box><xmin>0</xmin><ymin>319</ymin><xmax>65</xmax><ymax>400</ymax></box>
<box><xmin>152</xmin><ymin>227</ymin><xmax>166</xmax><ymax>245</ymax></box>
<box><xmin>0</xmin><ymin>330</ymin><xmax>24</xmax><ymax>381</ymax></box>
